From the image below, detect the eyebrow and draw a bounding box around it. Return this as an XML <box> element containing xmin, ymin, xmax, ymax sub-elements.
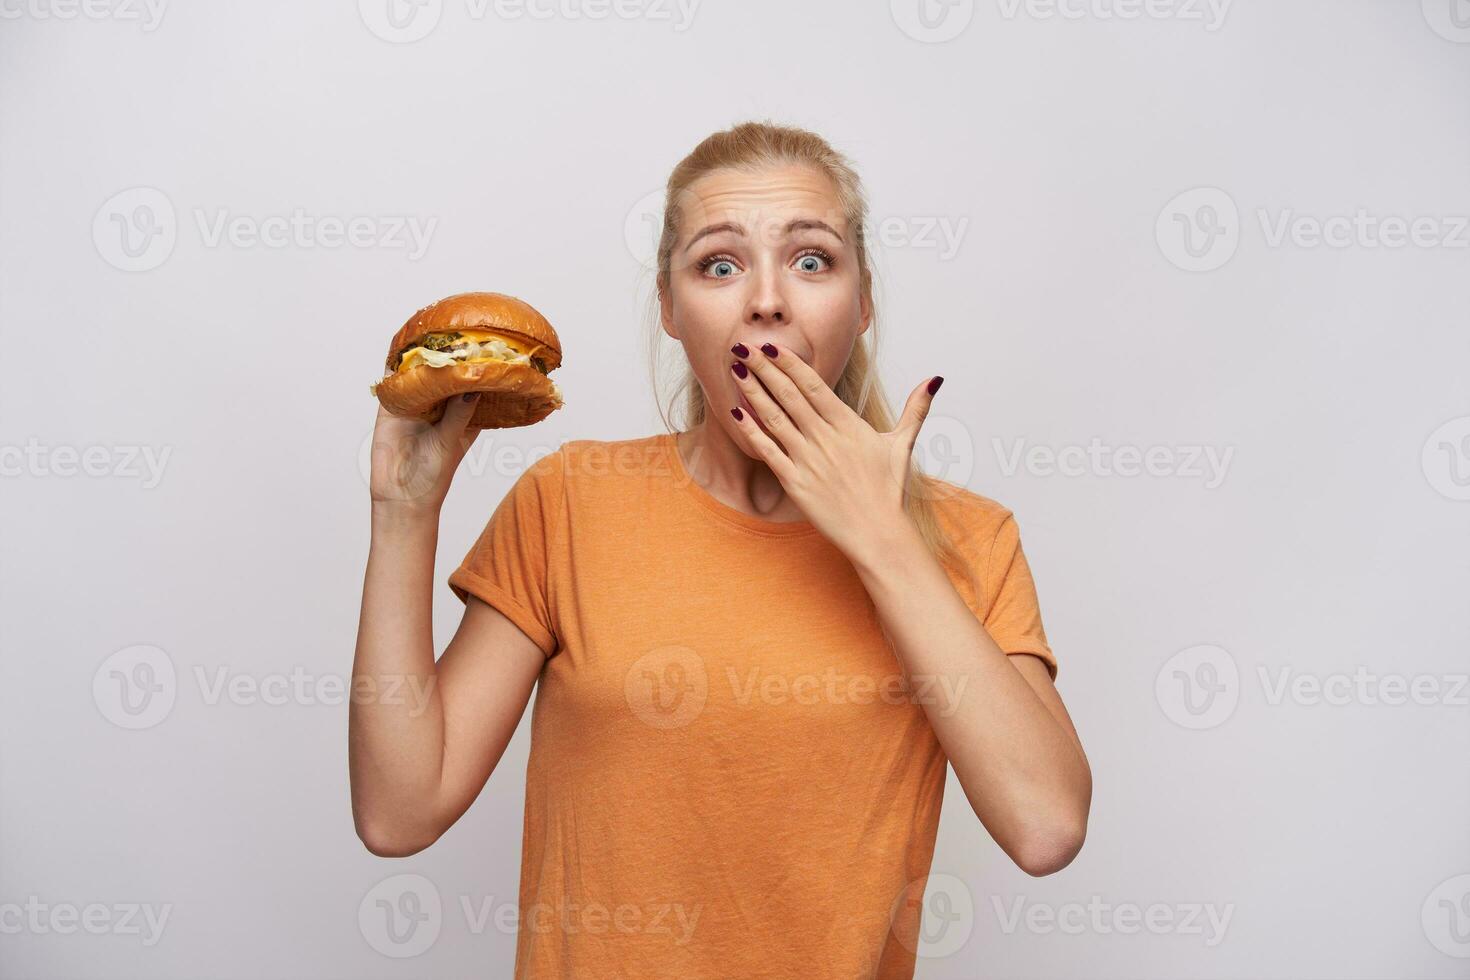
<box><xmin>681</xmin><ymin>218</ymin><xmax>845</xmax><ymax>255</ymax></box>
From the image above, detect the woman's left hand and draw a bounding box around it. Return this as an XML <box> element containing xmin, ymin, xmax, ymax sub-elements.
<box><xmin>727</xmin><ymin>340</ymin><xmax>944</xmax><ymax>562</ymax></box>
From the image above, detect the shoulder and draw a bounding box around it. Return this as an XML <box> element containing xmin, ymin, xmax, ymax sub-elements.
<box><xmin>552</xmin><ymin>434</ymin><xmax>668</xmax><ymax>481</ymax></box>
<box><xmin>920</xmin><ymin>474</ymin><xmax>1016</xmax><ymax>540</ymax></box>
<box><xmin>917</xmin><ymin>474</ymin><xmax>1037</xmax><ymax>578</ymax></box>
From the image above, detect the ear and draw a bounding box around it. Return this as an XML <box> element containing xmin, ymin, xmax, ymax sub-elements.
<box><xmin>857</xmin><ymin>288</ymin><xmax>873</xmax><ymax>337</ymax></box>
<box><xmin>658</xmin><ymin>284</ymin><xmax>678</xmax><ymax>341</ymax></box>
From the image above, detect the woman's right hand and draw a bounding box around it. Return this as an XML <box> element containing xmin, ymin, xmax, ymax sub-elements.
<box><xmin>368</xmin><ymin>393</ymin><xmax>483</xmax><ymax>514</ymax></box>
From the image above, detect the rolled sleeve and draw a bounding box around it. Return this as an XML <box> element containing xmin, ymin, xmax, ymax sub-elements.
<box><xmin>982</xmin><ymin>514</ymin><xmax>1057</xmax><ymax>681</ymax></box>
<box><xmin>447</xmin><ymin>446</ymin><xmax>565</xmax><ymax>657</ymax></box>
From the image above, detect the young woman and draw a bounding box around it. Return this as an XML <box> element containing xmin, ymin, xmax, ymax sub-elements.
<box><xmin>349</xmin><ymin>120</ymin><xmax>1091</xmax><ymax>979</ymax></box>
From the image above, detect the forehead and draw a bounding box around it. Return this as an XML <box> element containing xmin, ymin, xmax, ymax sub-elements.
<box><xmin>677</xmin><ymin>164</ymin><xmax>846</xmax><ymax>236</ymax></box>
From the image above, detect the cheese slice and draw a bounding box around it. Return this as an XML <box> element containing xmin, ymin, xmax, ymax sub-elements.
<box><xmin>396</xmin><ymin>331</ymin><xmax>549</xmax><ymax>373</ymax></box>
<box><xmin>451</xmin><ymin>329</ymin><xmax>529</xmax><ymax>350</ymax></box>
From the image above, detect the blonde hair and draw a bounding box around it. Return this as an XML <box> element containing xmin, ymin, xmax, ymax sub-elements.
<box><xmin>645</xmin><ymin>119</ymin><xmax>971</xmax><ymax>584</ymax></box>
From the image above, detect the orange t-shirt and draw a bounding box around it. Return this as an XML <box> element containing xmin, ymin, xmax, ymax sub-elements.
<box><xmin>447</xmin><ymin>432</ymin><xmax>1055</xmax><ymax>979</ymax></box>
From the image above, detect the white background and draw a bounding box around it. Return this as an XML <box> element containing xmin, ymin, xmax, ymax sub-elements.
<box><xmin>2</xmin><ymin>0</ymin><xmax>1468</xmax><ymax>976</ymax></box>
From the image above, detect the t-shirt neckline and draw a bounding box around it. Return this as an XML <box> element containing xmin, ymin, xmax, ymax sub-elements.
<box><xmin>659</xmin><ymin>432</ymin><xmax>820</xmax><ymax>538</ymax></box>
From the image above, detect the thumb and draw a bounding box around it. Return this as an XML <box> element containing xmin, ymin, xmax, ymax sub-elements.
<box><xmin>896</xmin><ymin>375</ymin><xmax>942</xmax><ymax>443</ymax></box>
<box><xmin>435</xmin><ymin>391</ymin><xmax>482</xmax><ymax>452</ymax></box>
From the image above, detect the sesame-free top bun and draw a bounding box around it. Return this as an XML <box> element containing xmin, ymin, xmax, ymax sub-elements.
<box><xmin>383</xmin><ymin>292</ymin><xmax>564</xmax><ymax>374</ymax></box>
<box><xmin>374</xmin><ymin>292</ymin><xmax>564</xmax><ymax>429</ymax></box>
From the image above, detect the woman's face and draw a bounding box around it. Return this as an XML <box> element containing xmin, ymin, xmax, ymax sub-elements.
<box><xmin>660</xmin><ymin>163</ymin><xmax>871</xmax><ymax>443</ymax></box>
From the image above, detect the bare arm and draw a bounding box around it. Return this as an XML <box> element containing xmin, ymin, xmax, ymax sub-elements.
<box><xmin>851</xmin><ymin>522</ymin><xmax>1092</xmax><ymax>877</ymax></box>
<box><xmin>348</xmin><ymin>397</ymin><xmax>546</xmax><ymax>857</ymax></box>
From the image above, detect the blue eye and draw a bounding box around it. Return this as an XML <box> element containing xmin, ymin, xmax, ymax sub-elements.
<box><xmin>794</xmin><ymin>248</ymin><xmax>834</xmax><ymax>273</ymax></box>
<box><xmin>696</xmin><ymin>254</ymin><xmax>739</xmax><ymax>278</ymax></box>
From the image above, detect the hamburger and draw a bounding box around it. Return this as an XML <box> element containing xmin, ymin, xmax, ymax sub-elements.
<box><xmin>370</xmin><ymin>291</ymin><xmax>564</xmax><ymax>428</ymax></box>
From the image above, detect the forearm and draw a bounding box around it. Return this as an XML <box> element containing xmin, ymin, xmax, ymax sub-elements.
<box><xmin>847</xmin><ymin>521</ymin><xmax>1090</xmax><ymax>865</ymax></box>
<box><xmin>348</xmin><ymin>504</ymin><xmax>448</xmax><ymax>851</ymax></box>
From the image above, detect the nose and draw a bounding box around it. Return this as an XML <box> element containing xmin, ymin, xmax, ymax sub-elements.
<box><xmin>743</xmin><ymin>265</ymin><xmax>788</xmax><ymax>325</ymax></box>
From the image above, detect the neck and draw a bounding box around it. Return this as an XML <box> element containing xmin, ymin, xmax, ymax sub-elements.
<box><xmin>676</xmin><ymin>420</ymin><xmax>807</xmax><ymax>523</ymax></box>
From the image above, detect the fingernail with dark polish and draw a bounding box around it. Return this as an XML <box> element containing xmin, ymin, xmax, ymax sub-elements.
<box><xmin>730</xmin><ymin>343</ymin><xmax>749</xmax><ymax>358</ymax></box>
<box><xmin>731</xmin><ymin>406</ymin><xmax>744</xmax><ymax>421</ymax></box>
<box><xmin>760</xmin><ymin>343</ymin><xmax>778</xmax><ymax>358</ymax></box>
<box><xmin>927</xmin><ymin>376</ymin><xmax>944</xmax><ymax>395</ymax></box>
<box><xmin>461</xmin><ymin>392</ymin><xmax>477</xmax><ymax>402</ymax></box>
<box><xmin>731</xmin><ymin>361</ymin><xmax>748</xmax><ymax>379</ymax></box>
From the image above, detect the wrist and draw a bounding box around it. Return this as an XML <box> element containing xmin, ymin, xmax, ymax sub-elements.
<box><xmin>371</xmin><ymin>499</ymin><xmax>442</xmax><ymax>535</ymax></box>
<box><xmin>843</xmin><ymin>511</ymin><xmax>926</xmax><ymax>578</ymax></box>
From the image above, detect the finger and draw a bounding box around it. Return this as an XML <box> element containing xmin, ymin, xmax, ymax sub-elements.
<box><xmin>374</xmin><ymin>400</ymin><xmax>421</xmax><ymax>429</ymax></box>
<box><xmin>896</xmin><ymin>376</ymin><xmax>942</xmax><ymax>446</ymax></box>
<box><xmin>742</xmin><ymin>340</ymin><xmax>853</xmax><ymax>430</ymax></box>
<box><xmin>735</xmin><ymin>342</ymin><xmax>825</xmax><ymax>437</ymax></box>
<box><xmin>729</xmin><ymin>355</ymin><xmax>809</xmax><ymax>458</ymax></box>
<box><xmin>435</xmin><ymin>391</ymin><xmax>482</xmax><ymax>453</ymax></box>
<box><xmin>728</xmin><ymin>405</ymin><xmax>799</xmax><ymax>484</ymax></box>
<box><xmin>893</xmin><ymin>376</ymin><xmax>940</xmax><ymax>461</ymax></box>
